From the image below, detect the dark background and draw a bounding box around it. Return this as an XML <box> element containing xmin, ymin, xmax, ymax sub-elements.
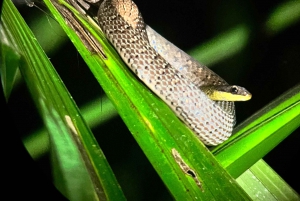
<box><xmin>4</xmin><ymin>0</ymin><xmax>300</xmax><ymax>200</ymax></box>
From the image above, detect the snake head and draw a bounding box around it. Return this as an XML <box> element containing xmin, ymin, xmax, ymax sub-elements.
<box><xmin>201</xmin><ymin>85</ymin><xmax>252</xmax><ymax>101</ymax></box>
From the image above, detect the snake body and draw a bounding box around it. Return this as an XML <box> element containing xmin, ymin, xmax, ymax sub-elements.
<box><xmin>97</xmin><ymin>0</ymin><xmax>246</xmax><ymax>145</ymax></box>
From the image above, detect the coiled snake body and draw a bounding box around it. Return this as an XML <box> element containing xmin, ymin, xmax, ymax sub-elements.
<box><xmin>97</xmin><ymin>0</ymin><xmax>251</xmax><ymax>145</ymax></box>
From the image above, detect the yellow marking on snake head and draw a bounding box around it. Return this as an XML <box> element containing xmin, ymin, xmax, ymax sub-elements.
<box><xmin>201</xmin><ymin>85</ymin><xmax>252</xmax><ymax>101</ymax></box>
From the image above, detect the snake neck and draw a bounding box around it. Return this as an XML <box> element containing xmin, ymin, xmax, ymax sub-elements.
<box><xmin>100</xmin><ymin>0</ymin><xmax>149</xmax><ymax>41</ymax></box>
<box><xmin>111</xmin><ymin>0</ymin><xmax>140</xmax><ymax>29</ymax></box>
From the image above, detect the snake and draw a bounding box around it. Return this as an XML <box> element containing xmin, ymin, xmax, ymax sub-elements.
<box><xmin>96</xmin><ymin>0</ymin><xmax>251</xmax><ymax>146</ymax></box>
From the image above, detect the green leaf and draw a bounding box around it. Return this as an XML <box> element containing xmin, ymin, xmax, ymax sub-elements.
<box><xmin>1</xmin><ymin>0</ymin><xmax>125</xmax><ymax>200</ymax></box>
<box><xmin>266</xmin><ymin>1</ymin><xmax>300</xmax><ymax>35</ymax></box>
<box><xmin>213</xmin><ymin>84</ymin><xmax>300</xmax><ymax>178</ymax></box>
<box><xmin>0</xmin><ymin>37</ymin><xmax>20</xmax><ymax>101</ymax></box>
<box><xmin>237</xmin><ymin>159</ymin><xmax>300</xmax><ymax>200</ymax></box>
<box><xmin>188</xmin><ymin>24</ymin><xmax>250</xmax><ymax>66</ymax></box>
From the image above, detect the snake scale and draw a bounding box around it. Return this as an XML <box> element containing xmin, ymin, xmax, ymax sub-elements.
<box><xmin>97</xmin><ymin>0</ymin><xmax>251</xmax><ymax>146</ymax></box>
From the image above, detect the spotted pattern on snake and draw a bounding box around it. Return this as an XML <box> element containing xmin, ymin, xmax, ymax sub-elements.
<box><xmin>98</xmin><ymin>0</ymin><xmax>235</xmax><ymax>145</ymax></box>
<box><xmin>145</xmin><ymin>26</ymin><xmax>236</xmax><ymax>115</ymax></box>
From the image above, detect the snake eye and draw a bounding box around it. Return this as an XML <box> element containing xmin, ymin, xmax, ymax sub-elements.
<box><xmin>230</xmin><ymin>86</ymin><xmax>239</xmax><ymax>94</ymax></box>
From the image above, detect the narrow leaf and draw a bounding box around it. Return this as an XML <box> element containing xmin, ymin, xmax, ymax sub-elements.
<box><xmin>1</xmin><ymin>0</ymin><xmax>125</xmax><ymax>200</ymax></box>
<box><xmin>213</xmin><ymin>84</ymin><xmax>300</xmax><ymax>178</ymax></box>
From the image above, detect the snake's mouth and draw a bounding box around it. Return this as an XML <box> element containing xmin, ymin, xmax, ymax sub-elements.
<box><xmin>230</xmin><ymin>93</ymin><xmax>252</xmax><ymax>101</ymax></box>
<box><xmin>200</xmin><ymin>85</ymin><xmax>252</xmax><ymax>101</ymax></box>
